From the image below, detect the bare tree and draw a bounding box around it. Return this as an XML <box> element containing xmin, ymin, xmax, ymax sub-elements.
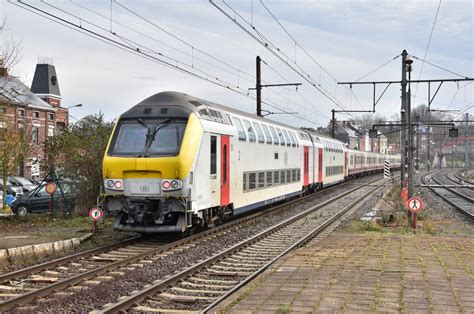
<box><xmin>0</xmin><ymin>22</ymin><xmax>32</xmax><ymax>211</ymax></box>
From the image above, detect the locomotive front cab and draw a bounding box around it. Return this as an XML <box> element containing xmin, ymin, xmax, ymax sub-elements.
<box><xmin>102</xmin><ymin>92</ymin><xmax>203</xmax><ymax>233</ymax></box>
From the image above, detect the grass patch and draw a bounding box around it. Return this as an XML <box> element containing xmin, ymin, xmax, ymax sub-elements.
<box><xmin>277</xmin><ymin>304</ymin><xmax>291</xmax><ymax>314</ymax></box>
<box><xmin>345</xmin><ymin>220</ymin><xmax>385</xmax><ymax>233</ymax></box>
<box><xmin>1</xmin><ymin>212</ymin><xmax>112</xmax><ymax>229</ymax></box>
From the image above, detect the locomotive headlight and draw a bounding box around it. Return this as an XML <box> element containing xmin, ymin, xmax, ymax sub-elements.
<box><xmin>104</xmin><ymin>179</ymin><xmax>124</xmax><ymax>191</ymax></box>
<box><xmin>114</xmin><ymin>180</ymin><xmax>123</xmax><ymax>189</ymax></box>
<box><xmin>162</xmin><ymin>179</ymin><xmax>182</xmax><ymax>191</ymax></box>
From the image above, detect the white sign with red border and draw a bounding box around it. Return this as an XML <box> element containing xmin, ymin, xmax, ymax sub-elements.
<box><xmin>407</xmin><ymin>196</ymin><xmax>423</xmax><ymax>213</ymax></box>
<box><xmin>89</xmin><ymin>208</ymin><xmax>104</xmax><ymax>221</ymax></box>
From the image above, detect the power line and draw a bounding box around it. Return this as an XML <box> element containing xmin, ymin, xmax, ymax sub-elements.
<box><xmin>13</xmin><ymin>1</ymin><xmax>322</xmax><ymax>126</ymax></box>
<box><xmin>413</xmin><ymin>0</ymin><xmax>442</xmax><ymax>100</ymax></box>
<box><xmin>411</xmin><ymin>55</ymin><xmax>470</xmax><ymax>79</ymax></box>
<box><xmin>355</xmin><ymin>54</ymin><xmax>401</xmax><ymax>82</ymax></box>
<box><xmin>210</xmin><ymin>0</ymin><xmax>352</xmax><ymax>115</ymax></box>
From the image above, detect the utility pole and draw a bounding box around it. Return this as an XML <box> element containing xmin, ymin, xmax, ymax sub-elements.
<box><xmin>415</xmin><ymin>117</ymin><xmax>419</xmax><ymax>171</ymax></box>
<box><xmin>252</xmin><ymin>56</ymin><xmax>301</xmax><ymax>117</ymax></box>
<box><xmin>406</xmin><ymin>55</ymin><xmax>414</xmax><ymax>197</ymax></box>
<box><xmin>401</xmin><ymin>50</ymin><xmax>408</xmax><ymax>190</ymax></box>
<box><xmin>439</xmin><ymin>129</ymin><xmax>443</xmax><ymax>169</ymax></box>
<box><xmin>256</xmin><ymin>56</ymin><xmax>262</xmax><ymax>117</ymax></box>
<box><xmin>465</xmin><ymin>113</ymin><xmax>469</xmax><ymax>168</ymax></box>
<box><xmin>427</xmin><ymin>129</ymin><xmax>431</xmax><ymax>171</ymax></box>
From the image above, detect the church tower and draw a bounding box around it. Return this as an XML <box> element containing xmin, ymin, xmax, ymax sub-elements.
<box><xmin>31</xmin><ymin>61</ymin><xmax>62</xmax><ymax>108</ymax></box>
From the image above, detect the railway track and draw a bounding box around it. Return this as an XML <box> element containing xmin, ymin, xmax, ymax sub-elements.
<box><xmin>422</xmin><ymin>171</ymin><xmax>474</xmax><ymax>221</ymax></box>
<box><xmin>0</xmin><ymin>174</ymin><xmax>383</xmax><ymax>312</ymax></box>
<box><xmin>98</xmin><ymin>176</ymin><xmax>390</xmax><ymax>313</ymax></box>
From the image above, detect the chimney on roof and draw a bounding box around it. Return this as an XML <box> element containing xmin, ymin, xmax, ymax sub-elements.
<box><xmin>0</xmin><ymin>67</ymin><xmax>8</xmax><ymax>77</ymax></box>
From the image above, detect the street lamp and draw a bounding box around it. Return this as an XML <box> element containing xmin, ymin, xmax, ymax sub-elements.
<box><xmin>66</xmin><ymin>103</ymin><xmax>82</xmax><ymax>109</ymax></box>
<box><xmin>65</xmin><ymin>104</ymin><xmax>82</xmax><ymax>124</ymax></box>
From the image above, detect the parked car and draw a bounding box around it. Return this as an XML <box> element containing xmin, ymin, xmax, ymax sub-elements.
<box><xmin>0</xmin><ymin>179</ymin><xmax>23</xmax><ymax>197</ymax></box>
<box><xmin>8</xmin><ymin>176</ymin><xmax>39</xmax><ymax>193</ymax></box>
<box><xmin>11</xmin><ymin>181</ymin><xmax>79</xmax><ymax>217</ymax></box>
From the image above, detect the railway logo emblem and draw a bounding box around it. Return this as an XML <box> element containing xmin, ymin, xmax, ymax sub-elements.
<box><xmin>407</xmin><ymin>196</ymin><xmax>423</xmax><ymax>213</ymax></box>
<box><xmin>140</xmin><ymin>185</ymin><xmax>150</xmax><ymax>192</ymax></box>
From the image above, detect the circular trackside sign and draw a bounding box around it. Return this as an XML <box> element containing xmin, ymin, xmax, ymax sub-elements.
<box><xmin>89</xmin><ymin>208</ymin><xmax>104</xmax><ymax>221</ymax></box>
<box><xmin>407</xmin><ymin>197</ymin><xmax>423</xmax><ymax>213</ymax></box>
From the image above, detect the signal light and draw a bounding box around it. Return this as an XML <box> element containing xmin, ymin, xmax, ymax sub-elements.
<box><xmin>162</xmin><ymin>180</ymin><xmax>171</xmax><ymax>189</ymax></box>
<box><xmin>107</xmin><ymin>180</ymin><xmax>114</xmax><ymax>188</ymax></box>
<box><xmin>171</xmin><ymin>180</ymin><xmax>179</xmax><ymax>189</ymax></box>
<box><xmin>114</xmin><ymin>181</ymin><xmax>123</xmax><ymax>189</ymax></box>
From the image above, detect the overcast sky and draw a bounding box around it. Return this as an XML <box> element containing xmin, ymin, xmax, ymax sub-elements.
<box><xmin>1</xmin><ymin>0</ymin><xmax>473</xmax><ymax>127</ymax></box>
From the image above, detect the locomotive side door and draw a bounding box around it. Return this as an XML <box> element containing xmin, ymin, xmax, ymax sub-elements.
<box><xmin>220</xmin><ymin>135</ymin><xmax>230</xmax><ymax>206</ymax></box>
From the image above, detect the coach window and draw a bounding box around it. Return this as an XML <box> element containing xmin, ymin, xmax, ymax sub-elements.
<box><xmin>261</xmin><ymin>124</ymin><xmax>272</xmax><ymax>144</ymax></box>
<box><xmin>266</xmin><ymin>171</ymin><xmax>272</xmax><ymax>186</ymax></box>
<box><xmin>210</xmin><ymin>136</ymin><xmax>217</xmax><ymax>177</ymax></box>
<box><xmin>282</xmin><ymin>129</ymin><xmax>291</xmax><ymax>147</ymax></box>
<box><xmin>288</xmin><ymin>131</ymin><xmax>297</xmax><ymax>147</ymax></box>
<box><xmin>286</xmin><ymin>170</ymin><xmax>291</xmax><ymax>183</ymax></box>
<box><xmin>292</xmin><ymin>169</ymin><xmax>296</xmax><ymax>182</ymax></box>
<box><xmin>276</xmin><ymin>128</ymin><xmax>285</xmax><ymax>146</ymax></box>
<box><xmin>274</xmin><ymin>171</ymin><xmax>280</xmax><ymax>185</ymax></box>
<box><xmin>258</xmin><ymin>172</ymin><xmax>265</xmax><ymax>188</ymax></box>
<box><xmin>249</xmin><ymin>173</ymin><xmax>256</xmax><ymax>190</ymax></box>
<box><xmin>280</xmin><ymin>170</ymin><xmax>286</xmax><ymax>184</ymax></box>
<box><xmin>288</xmin><ymin>131</ymin><xmax>296</xmax><ymax>147</ymax></box>
<box><xmin>268</xmin><ymin>126</ymin><xmax>279</xmax><ymax>145</ymax></box>
<box><xmin>232</xmin><ymin>117</ymin><xmax>246</xmax><ymax>141</ymax></box>
<box><xmin>243</xmin><ymin>120</ymin><xmax>256</xmax><ymax>143</ymax></box>
<box><xmin>252</xmin><ymin>122</ymin><xmax>265</xmax><ymax>143</ymax></box>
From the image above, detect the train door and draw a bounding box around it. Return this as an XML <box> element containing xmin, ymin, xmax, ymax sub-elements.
<box><xmin>220</xmin><ymin>135</ymin><xmax>230</xmax><ymax>206</ymax></box>
<box><xmin>344</xmin><ymin>152</ymin><xmax>348</xmax><ymax>177</ymax></box>
<box><xmin>318</xmin><ymin>148</ymin><xmax>323</xmax><ymax>182</ymax></box>
<box><xmin>303</xmin><ymin>146</ymin><xmax>309</xmax><ymax>186</ymax></box>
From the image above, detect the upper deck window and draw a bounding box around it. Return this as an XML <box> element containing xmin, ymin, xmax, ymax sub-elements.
<box><xmin>109</xmin><ymin>119</ymin><xmax>186</xmax><ymax>156</ymax></box>
<box><xmin>261</xmin><ymin>124</ymin><xmax>272</xmax><ymax>144</ymax></box>
<box><xmin>268</xmin><ymin>126</ymin><xmax>279</xmax><ymax>145</ymax></box>
<box><xmin>276</xmin><ymin>128</ymin><xmax>285</xmax><ymax>146</ymax></box>
<box><xmin>282</xmin><ymin>129</ymin><xmax>291</xmax><ymax>147</ymax></box>
<box><xmin>232</xmin><ymin>117</ymin><xmax>246</xmax><ymax>141</ymax></box>
<box><xmin>252</xmin><ymin>122</ymin><xmax>265</xmax><ymax>143</ymax></box>
<box><xmin>243</xmin><ymin>120</ymin><xmax>256</xmax><ymax>142</ymax></box>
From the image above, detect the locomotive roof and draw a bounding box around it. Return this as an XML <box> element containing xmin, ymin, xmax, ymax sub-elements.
<box><xmin>122</xmin><ymin>91</ymin><xmax>345</xmax><ymax>145</ymax></box>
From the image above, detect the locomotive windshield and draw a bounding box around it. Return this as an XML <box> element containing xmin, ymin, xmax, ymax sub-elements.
<box><xmin>109</xmin><ymin>119</ymin><xmax>187</xmax><ymax>156</ymax></box>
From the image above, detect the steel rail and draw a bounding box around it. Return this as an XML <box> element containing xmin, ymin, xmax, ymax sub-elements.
<box><xmin>0</xmin><ymin>174</ymin><xmax>372</xmax><ymax>311</ymax></box>
<box><xmin>0</xmin><ymin>236</ymin><xmax>142</xmax><ymax>284</ymax></box>
<box><xmin>421</xmin><ymin>172</ymin><xmax>474</xmax><ymax>221</ymax></box>
<box><xmin>99</xmin><ymin>176</ymin><xmax>387</xmax><ymax>313</ymax></box>
<box><xmin>431</xmin><ymin>173</ymin><xmax>474</xmax><ymax>203</ymax></box>
<box><xmin>203</xmin><ymin>177</ymin><xmax>389</xmax><ymax>313</ymax></box>
<box><xmin>454</xmin><ymin>171</ymin><xmax>474</xmax><ymax>185</ymax></box>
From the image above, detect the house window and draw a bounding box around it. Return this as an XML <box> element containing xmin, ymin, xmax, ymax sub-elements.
<box><xmin>17</xmin><ymin>120</ymin><xmax>24</xmax><ymax>129</ymax></box>
<box><xmin>33</xmin><ymin>111</ymin><xmax>39</xmax><ymax>118</ymax></box>
<box><xmin>0</xmin><ymin>107</ymin><xmax>6</xmax><ymax>114</ymax></box>
<box><xmin>17</xmin><ymin>109</ymin><xmax>25</xmax><ymax>117</ymax></box>
<box><xmin>32</xmin><ymin>126</ymin><xmax>39</xmax><ymax>145</ymax></box>
<box><xmin>48</xmin><ymin>113</ymin><xmax>54</xmax><ymax>121</ymax></box>
<box><xmin>48</xmin><ymin>125</ymin><xmax>55</xmax><ymax>137</ymax></box>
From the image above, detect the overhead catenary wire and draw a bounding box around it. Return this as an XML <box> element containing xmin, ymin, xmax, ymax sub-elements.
<box><xmin>413</xmin><ymin>0</ymin><xmax>442</xmax><ymax>100</ymax></box>
<box><xmin>13</xmin><ymin>1</ymin><xmax>323</xmax><ymax>126</ymax></box>
<box><xmin>210</xmin><ymin>0</ymin><xmax>353</xmax><ymax>116</ymax></box>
